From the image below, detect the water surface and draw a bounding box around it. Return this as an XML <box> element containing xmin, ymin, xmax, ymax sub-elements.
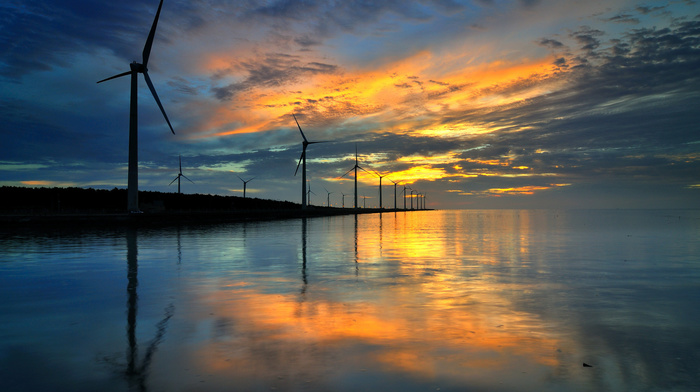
<box><xmin>1</xmin><ymin>210</ymin><xmax>699</xmax><ymax>391</ymax></box>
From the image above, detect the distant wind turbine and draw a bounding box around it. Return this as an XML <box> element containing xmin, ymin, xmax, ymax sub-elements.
<box><xmin>389</xmin><ymin>179</ymin><xmax>399</xmax><ymax>210</ymax></box>
<box><xmin>402</xmin><ymin>184</ymin><xmax>409</xmax><ymax>210</ymax></box>
<box><xmin>293</xmin><ymin>114</ymin><xmax>326</xmax><ymax>209</ymax></box>
<box><xmin>169</xmin><ymin>155</ymin><xmax>194</xmax><ymax>194</ymax></box>
<box><xmin>323</xmin><ymin>186</ymin><xmax>334</xmax><ymax>207</ymax></box>
<box><xmin>341</xmin><ymin>192</ymin><xmax>348</xmax><ymax>208</ymax></box>
<box><xmin>237</xmin><ymin>176</ymin><xmax>255</xmax><ymax>198</ymax></box>
<box><xmin>340</xmin><ymin>144</ymin><xmax>368</xmax><ymax>209</ymax></box>
<box><xmin>374</xmin><ymin>171</ymin><xmax>388</xmax><ymax>209</ymax></box>
<box><xmin>98</xmin><ymin>0</ymin><xmax>174</xmax><ymax>212</ymax></box>
<box><xmin>306</xmin><ymin>182</ymin><xmax>317</xmax><ymax>206</ymax></box>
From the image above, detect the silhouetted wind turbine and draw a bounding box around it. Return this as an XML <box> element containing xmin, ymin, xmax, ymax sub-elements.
<box><xmin>237</xmin><ymin>176</ymin><xmax>254</xmax><ymax>198</ymax></box>
<box><xmin>389</xmin><ymin>179</ymin><xmax>399</xmax><ymax>210</ymax></box>
<box><xmin>306</xmin><ymin>182</ymin><xmax>317</xmax><ymax>206</ymax></box>
<box><xmin>169</xmin><ymin>155</ymin><xmax>193</xmax><ymax>194</ymax></box>
<box><xmin>293</xmin><ymin>114</ymin><xmax>326</xmax><ymax>209</ymax></box>
<box><xmin>340</xmin><ymin>144</ymin><xmax>368</xmax><ymax>209</ymax></box>
<box><xmin>323</xmin><ymin>186</ymin><xmax>334</xmax><ymax>207</ymax></box>
<box><xmin>341</xmin><ymin>192</ymin><xmax>348</xmax><ymax>208</ymax></box>
<box><xmin>402</xmin><ymin>184</ymin><xmax>409</xmax><ymax>210</ymax></box>
<box><xmin>98</xmin><ymin>0</ymin><xmax>174</xmax><ymax>212</ymax></box>
<box><xmin>374</xmin><ymin>171</ymin><xmax>388</xmax><ymax>209</ymax></box>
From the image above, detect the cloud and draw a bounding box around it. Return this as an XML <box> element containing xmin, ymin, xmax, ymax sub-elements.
<box><xmin>211</xmin><ymin>54</ymin><xmax>339</xmax><ymax>101</ymax></box>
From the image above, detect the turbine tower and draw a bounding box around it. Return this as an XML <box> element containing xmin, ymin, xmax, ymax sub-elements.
<box><xmin>389</xmin><ymin>179</ymin><xmax>399</xmax><ymax>210</ymax></box>
<box><xmin>169</xmin><ymin>155</ymin><xmax>194</xmax><ymax>194</ymax></box>
<box><xmin>237</xmin><ymin>176</ymin><xmax>255</xmax><ymax>198</ymax></box>
<box><xmin>293</xmin><ymin>114</ymin><xmax>325</xmax><ymax>209</ymax></box>
<box><xmin>374</xmin><ymin>171</ymin><xmax>388</xmax><ymax>209</ymax></box>
<box><xmin>323</xmin><ymin>186</ymin><xmax>334</xmax><ymax>207</ymax></box>
<box><xmin>341</xmin><ymin>145</ymin><xmax>367</xmax><ymax>209</ymax></box>
<box><xmin>98</xmin><ymin>0</ymin><xmax>174</xmax><ymax>212</ymax></box>
<box><xmin>306</xmin><ymin>182</ymin><xmax>317</xmax><ymax>206</ymax></box>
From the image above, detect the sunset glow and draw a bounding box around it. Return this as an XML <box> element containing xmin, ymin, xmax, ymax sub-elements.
<box><xmin>1</xmin><ymin>0</ymin><xmax>698</xmax><ymax>208</ymax></box>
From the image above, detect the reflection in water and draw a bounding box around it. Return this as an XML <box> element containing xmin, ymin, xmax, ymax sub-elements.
<box><xmin>0</xmin><ymin>210</ymin><xmax>699</xmax><ymax>391</ymax></box>
<box><xmin>300</xmin><ymin>218</ymin><xmax>307</xmax><ymax>294</ymax></box>
<box><xmin>124</xmin><ymin>228</ymin><xmax>174</xmax><ymax>392</ymax></box>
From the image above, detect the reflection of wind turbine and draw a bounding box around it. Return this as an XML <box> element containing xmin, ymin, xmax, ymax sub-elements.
<box><xmin>237</xmin><ymin>176</ymin><xmax>254</xmax><ymax>198</ymax></box>
<box><xmin>341</xmin><ymin>144</ymin><xmax>368</xmax><ymax>209</ymax></box>
<box><xmin>124</xmin><ymin>228</ymin><xmax>174</xmax><ymax>391</ymax></box>
<box><xmin>293</xmin><ymin>114</ymin><xmax>326</xmax><ymax>209</ymax></box>
<box><xmin>98</xmin><ymin>0</ymin><xmax>174</xmax><ymax>212</ymax></box>
<box><xmin>169</xmin><ymin>155</ymin><xmax>194</xmax><ymax>194</ymax></box>
<box><xmin>323</xmin><ymin>186</ymin><xmax>334</xmax><ymax>207</ymax></box>
<box><xmin>300</xmin><ymin>218</ymin><xmax>308</xmax><ymax>295</ymax></box>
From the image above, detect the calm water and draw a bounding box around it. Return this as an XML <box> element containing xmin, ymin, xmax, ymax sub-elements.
<box><xmin>1</xmin><ymin>210</ymin><xmax>699</xmax><ymax>392</ymax></box>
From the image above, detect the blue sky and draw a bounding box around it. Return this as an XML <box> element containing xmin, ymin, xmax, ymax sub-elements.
<box><xmin>1</xmin><ymin>0</ymin><xmax>699</xmax><ymax>209</ymax></box>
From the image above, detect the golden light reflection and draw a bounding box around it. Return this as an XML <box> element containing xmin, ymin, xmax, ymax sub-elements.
<box><xmin>184</xmin><ymin>212</ymin><xmax>574</xmax><ymax>384</ymax></box>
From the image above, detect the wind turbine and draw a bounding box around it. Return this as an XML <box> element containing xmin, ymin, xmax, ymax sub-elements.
<box><xmin>169</xmin><ymin>155</ymin><xmax>193</xmax><ymax>194</ymax></box>
<box><xmin>293</xmin><ymin>114</ymin><xmax>325</xmax><ymax>209</ymax></box>
<box><xmin>306</xmin><ymin>182</ymin><xmax>317</xmax><ymax>206</ymax></box>
<box><xmin>341</xmin><ymin>192</ymin><xmax>348</xmax><ymax>208</ymax></box>
<box><xmin>237</xmin><ymin>176</ymin><xmax>255</xmax><ymax>198</ymax></box>
<box><xmin>98</xmin><ymin>0</ymin><xmax>174</xmax><ymax>212</ymax></box>
<box><xmin>389</xmin><ymin>179</ymin><xmax>399</xmax><ymax>210</ymax></box>
<box><xmin>374</xmin><ymin>171</ymin><xmax>388</xmax><ymax>209</ymax></box>
<box><xmin>340</xmin><ymin>144</ymin><xmax>368</xmax><ymax>209</ymax></box>
<box><xmin>323</xmin><ymin>186</ymin><xmax>334</xmax><ymax>207</ymax></box>
<box><xmin>402</xmin><ymin>184</ymin><xmax>409</xmax><ymax>210</ymax></box>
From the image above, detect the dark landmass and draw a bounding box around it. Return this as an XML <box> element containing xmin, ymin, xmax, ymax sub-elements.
<box><xmin>0</xmin><ymin>186</ymin><xmax>421</xmax><ymax>227</ymax></box>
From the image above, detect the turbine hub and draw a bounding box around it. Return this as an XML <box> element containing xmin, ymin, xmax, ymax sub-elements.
<box><xmin>130</xmin><ymin>62</ymin><xmax>146</xmax><ymax>73</ymax></box>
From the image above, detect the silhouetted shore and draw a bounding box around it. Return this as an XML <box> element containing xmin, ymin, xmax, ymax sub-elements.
<box><xmin>0</xmin><ymin>186</ymin><xmax>427</xmax><ymax>227</ymax></box>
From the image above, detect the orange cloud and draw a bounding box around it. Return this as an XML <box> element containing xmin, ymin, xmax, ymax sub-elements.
<box><xmin>190</xmin><ymin>47</ymin><xmax>561</xmax><ymax>141</ymax></box>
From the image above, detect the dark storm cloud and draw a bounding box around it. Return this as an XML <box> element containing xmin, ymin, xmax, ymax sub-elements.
<box><xmin>0</xmin><ymin>0</ymin><xmax>162</xmax><ymax>79</ymax></box>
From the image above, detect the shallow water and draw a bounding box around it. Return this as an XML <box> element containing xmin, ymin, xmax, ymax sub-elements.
<box><xmin>1</xmin><ymin>210</ymin><xmax>699</xmax><ymax>392</ymax></box>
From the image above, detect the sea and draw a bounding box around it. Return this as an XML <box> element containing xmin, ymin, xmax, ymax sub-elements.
<box><xmin>1</xmin><ymin>209</ymin><xmax>699</xmax><ymax>392</ymax></box>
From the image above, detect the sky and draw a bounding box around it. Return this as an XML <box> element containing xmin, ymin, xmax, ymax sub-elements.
<box><xmin>1</xmin><ymin>0</ymin><xmax>699</xmax><ymax>209</ymax></box>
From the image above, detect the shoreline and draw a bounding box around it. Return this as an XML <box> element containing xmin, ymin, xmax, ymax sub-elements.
<box><xmin>0</xmin><ymin>207</ymin><xmax>433</xmax><ymax>228</ymax></box>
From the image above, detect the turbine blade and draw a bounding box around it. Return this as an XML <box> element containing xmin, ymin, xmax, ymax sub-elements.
<box><xmin>97</xmin><ymin>70</ymin><xmax>131</xmax><ymax>83</ymax></box>
<box><xmin>340</xmin><ymin>167</ymin><xmax>354</xmax><ymax>178</ymax></box>
<box><xmin>179</xmin><ymin>155</ymin><xmax>182</xmax><ymax>173</ymax></box>
<box><xmin>292</xmin><ymin>114</ymin><xmax>308</xmax><ymax>142</ymax></box>
<box><xmin>143</xmin><ymin>70</ymin><xmax>175</xmax><ymax>134</ymax></box>
<box><xmin>237</xmin><ymin>175</ymin><xmax>244</xmax><ymax>182</ymax></box>
<box><xmin>182</xmin><ymin>174</ymin><xmax>194</xmax><ymax>184</ymax></box>
<box><xmin>142</xmin><ymin>0</ymin><xmax>164</xmax><ymax>67</ymax></box>
<box><xmin>294</xmin><ymin>150</ymin><xmax>304</xmax><ymax>176</ymax></box>
<box><xmin>169</xmin><ymin>176</ymin><xmax>179</xmax><ymax>185</ymax></box>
